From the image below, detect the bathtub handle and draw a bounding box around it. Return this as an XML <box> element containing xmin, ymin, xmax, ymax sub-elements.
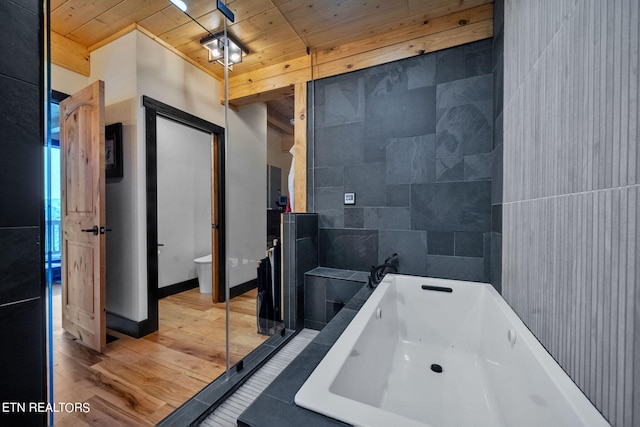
<box><xmin>157</xmin><ymin>243</ymin><xmax>165</xmax><ymax>247</ymax></box>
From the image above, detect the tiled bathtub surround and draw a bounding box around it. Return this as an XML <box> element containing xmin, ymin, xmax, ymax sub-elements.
<box><xmin>309</xmin><ymin>40</ymin><xmax>495</xmax><ymax>283</ymax></box>
<box><xmin>502</xmin><ymin>0</ymin><xmax>639</xmax><ymax>425</ymax></box>
<box><xmin>303</xmin><ymin>267</ymin><xmax>368</xmax><ymax>330</ymax></box>
<box><xmin>282</xmin><ymin>213</ymin><xmax>319</xmax><ymax>331</ymax></box>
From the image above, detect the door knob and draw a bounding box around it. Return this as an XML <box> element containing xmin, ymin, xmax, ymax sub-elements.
<box><xmin>81</xmin><ymin>225</ymin><xmax>99</xmax><ymax>235</ymax></box>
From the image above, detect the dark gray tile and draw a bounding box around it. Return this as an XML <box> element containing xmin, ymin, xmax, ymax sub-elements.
<box><xmin>364</xmin><ymin>55</ymin><xmax>436</xmax><ymax>96</ymax></box>
<box><xmin>427</xmin><ymin>231</ymin><xmax>454</xmax><ymax>255</ymax></box>
<box><xmin>464</xmin><ymin>38</ymin><xmax>493</xmax><ymax>53</ymax></box>
<box><xmin>306</xmin><ymin>167</ymin><xmax>314</xmax><ymax>212</ymax></box>
<box><xmin>464</xmin><ymin>152</ymin><xmax>492</xmax><ymax>181</ymax></box>
<box><xmin>344</xmin><ymin>163</ymin><xmax>386</xmax><ymax>207</ymax></box>
<box><xmin>436</xmin><ymin>156</ymin><xmax>464</xmax><ymax>182</ymax></box>
<box><xmin>492</xmin><ymin>141</ymin><xmax>503</xmax><ymax>204</ymax></box>
<box><xmin>304</xmin><ymin>276</ymin><xmax>326</xmax><ymax>324</ymax></box>
<box><xmin>493</xmin><ymin>111</ymin><xmax>503</xmax><ymax>150</ymax></box>
<box><xmin>0</xmin><ymin>2</ymin><xmax>40</xmax><ymax>85</ymax></box>
<box><xmin>492</xmin><ymin>204</ymin><xmax>503</xmax><ymax>233</ymax></box>
<box><xmin>465</xmin><ymin>49</ymin><xmax>492</xmax><ymax>78</ymax></box>
<box><xmin>296</xmin><ymin>237</ymin><xmax>318</xmax><ymax>289</ymax></box>
<box><xmin>240</xmin><ymin>389</ymin><xmax>349</xmax><ymax>427</ymax></box>
<box><xmin>315</xmin><ymin>166</ymin><xmax>344</xmax><ymax>187</ymax></box>
<box><xmin>304</xmin><ymin>319</ymin><xmax>326</xmax><ymax>330</ymax></box>
<box><xmin>491</xmin><ymin>232</ymin><xmax>502</xmax><ymax>292</ymax></box>
<box><xmin>344</xmin><ymin>296</ymin><xmax>368</xmax><ymax>311</ymax></box>
<box><xmin>405</xmin><ymin>54</ymin><xmax>437</xmax><ymax>90</ymax></box>
<box><xmin>493</xmin><ymin>0</ymin><xmax>504</xmax><ymax>38</ymax></box>
<box><xmin>0</xmin><ymin>76</ymin><xmax>41</xmax><ymax>227</ymax></box>
<box><xmin>314</xmin><ymin>72</ymin><xmax>365</xmax><ymax>129</ymax></box>
<box><xmin>436</xmin><ymin>102</ymin><xmax>493</xmax><ymax>157</ymax></box>
<box><xmin>362</xmin><ymin>137</ymin><xmax>389</xmax><ymax>163</ymax></box>
<box><xmin>314</xmin><ymin>308</ymin><xmax>358</xmax><ymax>347</ymax></box>
<box><xmin>436</xmin><ymin>48</ymin><xmax>465</xmax><ymax>84</ymax></box>
<box><xmin>386</xmin><ymin>134</ymin><xmax>437</xmax><ymax>184</ymax></box>
<box><xmin>350</xmin><ymin>271</ymin><xmax>371</xmax><ymax>283</ymax></box>
<box><xmin>483</xmin><ymin>232</ymin><xmax>492</xmax><ymax>282</ymax></box>
<box><xmin>427</xmin><ymin>255</ymin><xmax>485</xmax><ymax>282</ymax></box>
<box><xmin>319</xmin><ymin>228</ymin><xmax>378</xmax><ymax>271</ymax></box>
<box><xmin>262</xmin><ymin>341</ymin><xmax>333</xmax><ymax>403</ymax></box>
<box><xmin>0</xmin><ymin>227</ymin><xmax>41</xmax><ymax>305</ymax></box>
<box><xmin>493</xmin><ymin>28</ymin><xmax>504</xmax><ymax>68</ymax></box>
<box><xmin>306</xmin><ymin>267</ymin><xmax>354</xmax><ymax>279</ymax></box>
<box><xmin>326</xmin><ymin>278</ymin><xmax>364</xmax><ymax>304</ymax></box>
<box><xmin>315</xmin><ymin>187</ymin><xmax>345</xmax><ymax>228</ymax></box>
<box><xmin>411</xmin><ymin>182</ymin><xmax>491</xmax><ymax>231</ymax></box>
<box><xmin>493</xmin><ymin>60</ymin><xmax>504</xmax><ymax>118</ymax></box>
<box><xmin>0</xmin><ymin>298</ymin><xmax>46</xmax><ymax>427</ymax></box>
<box><xmin>363</xmin><ymin>207</ymin><xmax>410</xmax><ymax>230</ymax></box>
<box><xmin>314</xmin><ymin>122</ymin><xmax>365</xmax><ymax>167</ymax></box>
<box><xmin>379</xmin><ymin>230</ymin><xmax>428</xmax><ymax>276</ymax></box>
<box><xmin>436</xmin><ymin>74</ymin><xmax>492</xmax><ymax>109</ymax></box>
<box><xmin>454</xmin><ymin>231</ymin><xmax>484</xmax><ymax>257</ymax></box>
<box><xmin>11</xmin><ymin>0</ymin><xmax>40</xmax><ymax>14</ymax></box>
<box><xmin>386</xmin><ymin>184</ymin><xmax>410</xmax><ymax>207</ymax></box>
<box><xmin>365</xmin><ymin>86</ymin><xmax>436</xmax><ymax>140</ymax></box>
<box><xmin>344</xmin><ymin>207</ymin><xmax>364</xmax><ymax>228</ymax></box>
<box><xmin>326</xmin><ymin>301</ymin><xmax>344</xmax><ymax>323</ymax></box>
<box><xmin>296</xmin><ymin>214</ymin><xmax>318</xmax><ymax>239</ymax></box>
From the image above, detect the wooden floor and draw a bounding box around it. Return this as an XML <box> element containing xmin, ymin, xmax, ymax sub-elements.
<box><xmin>53</xmin><ymin>286</ymin><xmax>268</xmax><ymax>426</ymax></box>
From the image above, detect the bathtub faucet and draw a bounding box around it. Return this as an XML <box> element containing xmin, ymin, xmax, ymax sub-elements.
<box><xmin>367</xmin><ymin>253</ymin><xmax>399</xmax><ymax>288</ymax></box>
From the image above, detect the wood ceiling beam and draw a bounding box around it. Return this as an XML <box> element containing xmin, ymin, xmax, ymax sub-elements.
<box><xmin>51</xmin><ymin>31</ymin><xmax>90</xmax><ymax>76</ymax></box>
<box><xmin>227</xmin><ymin>3</ymin><xmax>493</xmax><ymax>104</ymax></box>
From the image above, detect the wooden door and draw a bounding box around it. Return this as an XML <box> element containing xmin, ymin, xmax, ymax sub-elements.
<box><xmin>60</xmin><ymin>81</ymin><xmax>106</xmax><ymax>352</ymax></box>
<box><xmin>211</xmin><ymin>133</ymin><xmax>220</xmax><ymax>302</ymax></box>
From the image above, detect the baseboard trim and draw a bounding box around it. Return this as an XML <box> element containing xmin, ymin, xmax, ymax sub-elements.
<box><xmin>106</xmin><ymin>311</ymin><xmax>154</xmax><ymax>338</ymax></box>
<box><xmin>230</xmin><ymin>279</ymin><xmax>257</xmax><ymax>299</ymax></box>
<box><xmin>158</xmin><ymin>278</ymin><xmax>199</xmax><ymax>299</ymax></box>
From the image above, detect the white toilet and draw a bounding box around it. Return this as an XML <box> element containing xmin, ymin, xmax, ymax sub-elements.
<box><xmin>194</xmin><ymin>254</ymin><xmax>213</xmax><ymax>294</ymax></box>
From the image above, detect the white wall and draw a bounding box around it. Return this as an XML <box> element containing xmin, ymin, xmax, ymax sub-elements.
<box><xmin>51</xmin><ymin>63</ymin><xmax>89</xmax><ymax>95</ymax></box>
<box><xmin>87</xmin><ymin>29</ymin><xmax>266</xmax><ymax>321</ymax></box>
<box><xmin>157</xmin><ymin>116</ymin><xmax>212</xmax><ymax>288</ymax></box>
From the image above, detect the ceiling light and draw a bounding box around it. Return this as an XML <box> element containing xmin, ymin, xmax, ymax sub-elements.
<box><xmin>169</xmin><ymin>0</ymin><xmax>187</xmax><ymax>12</ymax></box>
<box><xmin>200</xmin><ymin>31</ymin><xmax>248</xmax><ymax>69</ymax></box>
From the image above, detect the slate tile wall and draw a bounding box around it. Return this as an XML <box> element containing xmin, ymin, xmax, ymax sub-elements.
<box><xmin>282</xmin><ymin>213</ymin><xmax>318</xmax><ymax>331</ymax></box>
<box><xmin>310</xmin><ymin>40</ymin><xmax>494</xmax><ymax>283</ymax></box>
<box><xmin>0</xmin><ymin>1</ymin><xmax>46</xmax><ymax>424</ymax></box>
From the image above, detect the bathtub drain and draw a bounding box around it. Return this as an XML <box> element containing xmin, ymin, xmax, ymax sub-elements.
<box><xmin>430</xmin><ymin>363</ymin><xmax>443</xmax><ymax>373</ymax></box>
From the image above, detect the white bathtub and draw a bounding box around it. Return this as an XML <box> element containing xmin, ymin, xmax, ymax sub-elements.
<box><xmin>295</xmin><ymin>274</ymin><xmax>609</xmax><ymax>427</ymax></box>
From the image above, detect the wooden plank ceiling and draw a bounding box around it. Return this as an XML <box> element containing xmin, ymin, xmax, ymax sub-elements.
<box><xmin>51</xmin><ymin>0</ymin><xmax>493</xmax><ymax>130</ymax></box>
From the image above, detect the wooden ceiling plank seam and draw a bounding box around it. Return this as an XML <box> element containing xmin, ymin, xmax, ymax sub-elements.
<box><xmin>50</xmin><ymin>0</ymin><xmax>125</xmax><ymax>36</ymax></box>
<box><xmin>71</xmin><ymin>0</ymin><xmax>174</xmax><ymax>46</ymax></box>
<box><xmin>314</xmin><ymin>19</ymin><xmax>494</xmax><ymax>80</ymax></box>
<box><xmin>315</xmin><ymin>4</ymin><xmax>494</xmax><ymax>65</ymax></box>
<box><xmin>300</xmin><ymin>0</ymin><xmax>491</xmax><ymax>51</ymax></box>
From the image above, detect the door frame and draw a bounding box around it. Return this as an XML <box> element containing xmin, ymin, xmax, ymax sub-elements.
<box><xmin>143</xmin><ymin>96</ymin><xmax>226</xmax><ymax>334</ymax></box>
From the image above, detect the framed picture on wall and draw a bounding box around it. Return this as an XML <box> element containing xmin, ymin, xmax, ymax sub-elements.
<box><xmin>105</xmin><ymin>122</ymin><xmax>123</xmax><ymax>179</ymax></box>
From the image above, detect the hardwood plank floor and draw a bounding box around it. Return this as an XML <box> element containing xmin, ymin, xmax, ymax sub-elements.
<box><xmin>53</xmin><ymin>286</ymin><xmax>268</xmax><ymax>426</ymax></box>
